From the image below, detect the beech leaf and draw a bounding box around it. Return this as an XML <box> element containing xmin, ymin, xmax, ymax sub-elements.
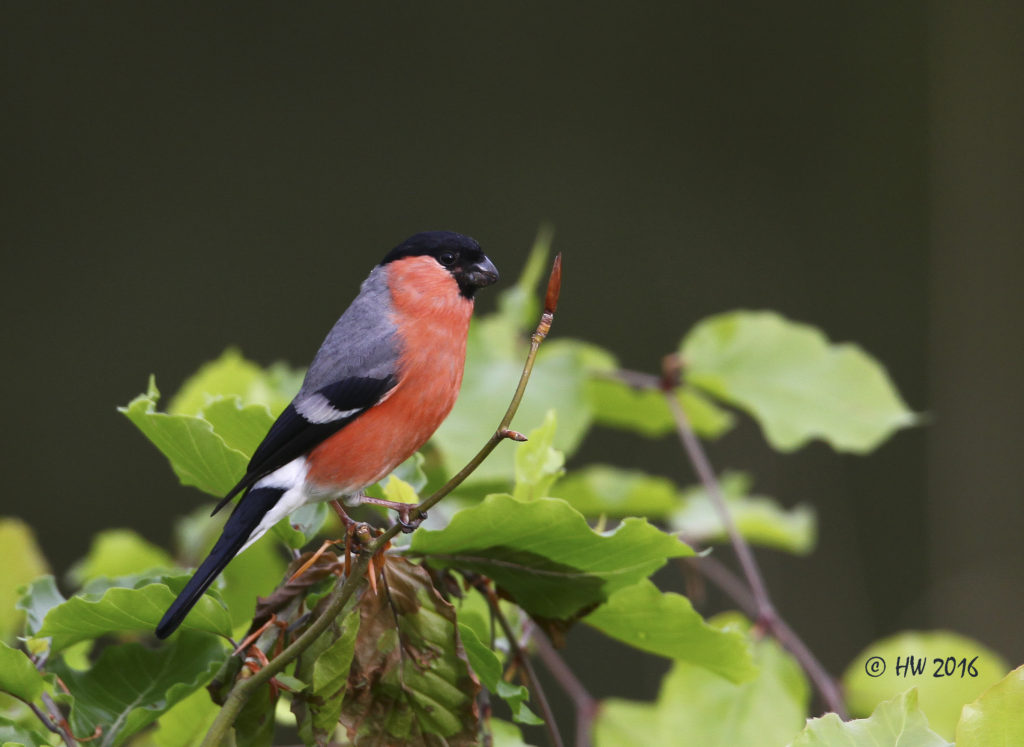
<box><xmin>411</xmin><ymin>494</ymin><xmax>692</xmax><ymax>619</ymax></box>
<box><xmin>549</xmin><ymin>465</ymin><xmax>681</xmax><ymax>518</ymax></box>
<box><xmin>119</xmin><ymin>377</ymin><xmax>249</xmax><ymax>497</ymax></box>
<box><xmin>584</xmin><ymin>580</ymin><xmax>755</xmax><ymax>683</ymax></box>
<box><xmin>52</xmin><ymin>631</ymin><xmax>226</xmax><ymax>747</ymax></box>
<box><xmin>672</xmin><ymin>472</ymin><xmax>816</xmax><ymax>554</ymax></box>
<box><xmin>788</xmin><ymin>690</ymin><xmax>951</xmax><ymax>747</ymax></box>
<box><xmin>0</xmin><ymin>518</ymin><xmax>49</xmax><ymax>643</ymax></box>
<box><xmin>595</xmin><ymin>615</ymin><xmax>808</xmax><ymax>746</ymax></box>
<box><xmin>37</xmin><ymin>577</ymin><xmax>232</xmax><ymax>651</ymax></box>
<box><xmin>0</xmin><ymin>640</ymin><xmax>45</xmax><ymax>702</ymax></box>
<box><xmin>682</xmin><ymin>311</ymin><xmax>917</xmax><ymax>452</ymax></box>
<box><xmin>586</xmin><ymin>378</ymin><xmax>734</xmax><ymax>439</ymax></box>
<box><xmin>956</xmin><ymin>664</ymin><xmax>1024</xmax><ymax>747</ymax></box>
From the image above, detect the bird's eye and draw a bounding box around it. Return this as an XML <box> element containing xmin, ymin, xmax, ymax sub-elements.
<box><xmin>438</xmin><ymin>252</ymin><xmax>457</xmax><ymax>267</ymax></box>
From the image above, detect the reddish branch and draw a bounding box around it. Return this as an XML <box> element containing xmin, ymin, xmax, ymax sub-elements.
<box><xmin>609</xmin><ymin>362</ymin><xmax>848</xmax><ymax>718</ymax></box>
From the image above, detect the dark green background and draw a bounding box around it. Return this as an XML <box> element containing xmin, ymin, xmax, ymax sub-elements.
<box><xmin>3</xmin><ymin>1</ymin><xmax>1021</xmax><ymax>719</ymax></box>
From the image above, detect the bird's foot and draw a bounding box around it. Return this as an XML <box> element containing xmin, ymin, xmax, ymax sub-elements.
<box><xmin>357</xmin><ymin>496</ymin><xmax>426</xmax><ymax>533</ymax></box>
<box><xmin>329</xmin><ymin>498</ymin><xmax>356</xmax><ymax>528</ymax></box>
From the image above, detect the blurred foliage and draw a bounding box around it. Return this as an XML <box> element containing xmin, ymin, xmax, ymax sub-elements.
<box><xmin>789</xmin><ymin>690</ymin><xmax>951</xmax><ymax>747</ymax></box>
<box><xmin>1</xmin><ymin>237</ymin><xmax>1016</xmax><ymax>746</ymax></box>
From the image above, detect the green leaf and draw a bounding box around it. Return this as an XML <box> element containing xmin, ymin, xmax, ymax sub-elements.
<box><xmin>585</xmin><ymin>378</ymin><xmax>735</xmax><ymax>439</ymax></box>
<box><xmin>150</xmin><ymin>685</ymin><xmax>221</xmax><ymax>747</ymax></box>
<box><xmin>513</xmin><ymin>410</ymin><xmax>565</xmax><ymax>501</ymax></box>
<box><xmin>595</xmin><ymin>616</ymin><xmax>808</xmax><ymax>747</ymax></box>
<box><xmin>842</xmin><ymin>630</ymin><xmax>1009</xmax><ymax>739</ymax></box>
<box><xmin>198</xmin><ymin>397</ymin><xmax>275</xmax><ymax>457</ymax></box>
<box><xmin>67</xmin><ymin>530</ymin><xmax>173</xmax><ymax>587</ymax></box>
<box><xmin>956</xmin><ymin>664</ymin><xmax>1024</xmax><ymax>747</ymax></box>
<box><xmin>411</xmin><ymin>494</ymin><xmax>693</xmax><ymax>619</ymax></box>
<box><xmin>16</xmin><ymin>577</ymin><xmax>64</xmax><ymax>639</ymax></box>
<box><xmin>458</xmin><ymin>623</ymin><xmax>502</xmax><ymax>689</ymax></box>
<box><xmin>433</xmin><ymin>318</ymin><xmax>616</xmax><ymax>484</ymax></box>
<box><xmin>380</xmin><ymin>474</ymin><xmax>420</xmax><ymax>505</ymax></box>
<box><xmin>167</xmin><ymin>348</ymin><xmax>298</xmax><ymax>417</ymax></box>
<box><xmin>363</xmin><ymin>452</ymin><xmax>429</xmax><ymax>505</ymax></box>
<box><xmin>339</xmin><ymin>557</ymin><xmax>480</xmax><ymax>744</ymax></box>
<box><xmin>119</xmin><ymin>377</ymin><xmax>249</xmax><ymax>497</ymax></box>
<box><xmin>220</xmin><ymin>537</ymin><xmax>288</xmax><ymax>634</ymax></box>
<box><xmin>788</xmin><ymin>689</ymin><xmax>952</xmax><ymax>747</ymax></box>
<box><xmin>234</xmin><ymin>683</ymin><xmax>276</xmax><ymax>747</ymax></box>
<box><xmin>36</xmin><ymin>578</ymin><xmax>233</xmax><ymax>651</ymax></box>
<box><xmin>496</xmin><ymin>681</ymin><xmax>544</xmax><ymax>726</ymax></box>
<box><xmin>52</xmin><ymin>631</ymin><xmax>226</xmax><ymax>747</ymax></box>
<box><xmin>0</xmin><ymin>641</ymin><xmax>44</xmax><ymax>702</ymax></box>
<box><xmin>682</xmin><ymin>311</ymin><xmax>917</xmax><ymax>452</ymax></box>
<box><xmin>294</xmin><ymin>609</ymin><xmax>360</xmax><ymax>744</ymax></box>
<box><xmin>0</xmin><ymin>716</ymin><xmax>51</xmax><ymax>747</ymax></box>
<box><xmin>271</xmin><ymin>501</ymin><xmax>328</xmax><ymax>549</ymax></box>
<box><xmin>677</xmin><ymin>387</ymin><xmax>738</xmax><ymax>439</ymax></box>
<box><xmin>584</xmin><ymin>580</ymin><xmax>755</xmax><ymax>683</ymax></box>
<box><xmin>491</xmin><ymin>718</ymin><xmax>538</xmax><ymax>747</ymax></box>
<box><xmin>458</xmin><ymin>624</ymin><xmax>540</xmax><ymax>726</ymax></box>
<box><xmin>0</xmin><ymin>518</ymin><xmax>49</xmax><ymax>643</ymax></box>
<box><xmin>549</xmin><ymin>465</ymin><xmax>681</xmax><ymax>518</ymax></box>
<box><xmin>672</xmin><ymin>472</ymin><xmax>816</xmax><ymax>554</ymax></box>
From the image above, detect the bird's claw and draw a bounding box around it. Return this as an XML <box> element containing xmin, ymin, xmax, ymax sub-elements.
<box><xmin>397</xmin><ymin>507</ymin><xmax>425</xmax><ymax>533</ymax></box>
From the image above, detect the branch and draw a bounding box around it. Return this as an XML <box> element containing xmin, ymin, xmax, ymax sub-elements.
<box><xmin>659</xmin><ymin>356</ymin><xmax>775</xmax><ymax>626</ymax></box>
<box><xmin>201</xmin><ymin>254</ymin><xmax>563</xmax><ymax>746</ymax></box>
<box><xmin>611</xmin><ymin>361</ymin><xmax>848</xmax><ymax>718</ymax></box>
<box><xmin>481</xmin><ymin>587</ymin><xmax>564</xmax><ymax>747</ymax></box>
<box><xmin>40</xmin><ymin>692</ymin><xmax>78</xmax><ymax>747</ymax></box>
<box><xmin>530</xmin><ymin>626</ymin><xmax>597</xmax><ymax>747</ymax></box>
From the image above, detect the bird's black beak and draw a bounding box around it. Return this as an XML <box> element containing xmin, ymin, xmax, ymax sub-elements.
<box><xmin>463</xmin><ymin>255</ymin><xmax>499</xmax><ymax>290</ymax></box>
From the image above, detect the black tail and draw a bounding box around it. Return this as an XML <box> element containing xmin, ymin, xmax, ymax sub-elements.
<box><xmin>155</xmin><ymin>487</ymin><xmax>284</xmax><ymax>639</ymax></box>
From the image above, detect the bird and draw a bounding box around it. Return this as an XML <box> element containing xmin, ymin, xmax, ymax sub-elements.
<box><xmin>155</xmin><ymin>231</ymin><xmax>498</xmax><ymax>639</ymax></box>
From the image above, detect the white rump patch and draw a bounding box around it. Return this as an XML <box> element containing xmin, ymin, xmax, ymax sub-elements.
<box><xmin>240</xmin><ymin>458</ymin><xmax>318</xmax><ymax>553</ymax></box>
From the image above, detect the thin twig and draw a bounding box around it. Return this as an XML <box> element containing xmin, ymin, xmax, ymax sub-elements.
<box><xmin>660</xmin><ymin>356</ymin><xmax>776</xmax><ymax>626</ymax></box>
<box><xmin>26</xmin><ymin>701</ymin><xmax>61</xmax><ymax>737</ymax></box>
<box><xmin>531</xmin><ymin>628</ymin><xmax>597</xmax><ymax>747</ymax></box>
<box><xmin>481</xmin><ymin>588</ymin><xmax>565</xmax><ymax>747</ymax></box>
<box><xmin>613</xmin><ymin>362</ymin><xmax>848</xmax><ymax>717</ymax></box>
<box><xmin>200</xmin><ymin>254</ymin><xmax>563</xmax><ymax>746</ymax></box>
<box><xmin>40</xmin><ymin>692</ymin><xmax>77</xmax><ymax>747</ymax></box>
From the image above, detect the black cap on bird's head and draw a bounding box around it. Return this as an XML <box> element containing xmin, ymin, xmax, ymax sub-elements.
<box><xmin>380</xmin><ymin>231</ymin><xmax>499</xmax><ymax>298</ymax></box>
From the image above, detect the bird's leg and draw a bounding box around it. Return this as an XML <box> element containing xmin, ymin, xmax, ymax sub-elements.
<box><xmin>329</xmin><ymin>498</ymin><xmax>356</xmax><ymax>528</ymax></box>
<box><xmin>356</xmin><ymin>495</ymin><xmax>426</xmax><ymax>532</ymax></box>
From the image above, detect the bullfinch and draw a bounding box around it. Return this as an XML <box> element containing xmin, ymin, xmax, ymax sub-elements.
<box><xmin>155</xmin><ymin>231</ymin><xmax>498</xmax><ymax>639</ymax></box>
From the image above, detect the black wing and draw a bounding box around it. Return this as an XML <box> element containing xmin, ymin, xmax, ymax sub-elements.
<box><xmin>211</xmin><ymin>374</ymin><xmax>397</xmax><ymax>515</ymax></box>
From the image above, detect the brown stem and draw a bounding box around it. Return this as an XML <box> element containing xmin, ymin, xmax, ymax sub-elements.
<box><xmin>612</xmin><ymin>363</ymin><xmax>848</xmax><ymax>718</ymax></box>
<box><xmin>531</xmin><ymin>628</ymin><xmax>597</xmax><ymax>747</ymax></box>
<box><xmin>481</xmin><ymin>587</ymin><xmax>565</xmax><ymax>747</ymax></box>
<box><xmin>660</xmin><ymin>355</ymin><xmax>776</xmax><ymax>625</ymax></box>
<box><xmin>40</xmin><ymin>692</ymin><xmax>77</xmax><ymax>747</ymax></box>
